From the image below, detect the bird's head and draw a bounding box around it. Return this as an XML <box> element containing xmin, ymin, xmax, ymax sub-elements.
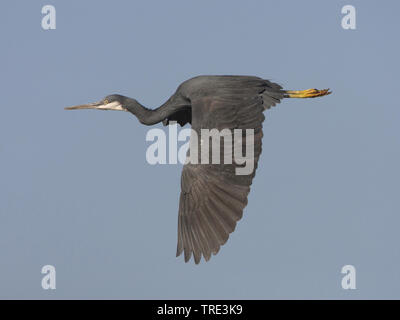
<box><xmin>65</xmin><ymin>94</ymin><xmax>134</xmax><ymax>112</ymax></box>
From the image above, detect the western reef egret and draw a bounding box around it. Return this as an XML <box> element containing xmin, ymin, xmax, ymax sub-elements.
<box><xmin>65</xmin><ymin>75</ymin><xmax>331</xmax><ymax>264</ymax></box>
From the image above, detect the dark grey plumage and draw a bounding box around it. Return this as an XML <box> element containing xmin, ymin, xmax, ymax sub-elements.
<box><xmin>65</xmin><ymin>75</ymin><xmax>330</xmax><ymax>264</ymax></box>
<box><xmin>172</xmin><ymin>76</ymin><xmax>284</xmax><ymax>263</ymax></box>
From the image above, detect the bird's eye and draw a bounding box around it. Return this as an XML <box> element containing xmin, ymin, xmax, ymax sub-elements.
<box><xmin>103</xmin><ymin>99</ymin><xmax>109</xmax><ymax>104</ymax></box>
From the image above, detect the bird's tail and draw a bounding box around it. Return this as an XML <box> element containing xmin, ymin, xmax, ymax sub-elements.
<box><xmin>283</xmin><ymin>88</ymin><xmax>331</xmax><ymax>98</ymax></box>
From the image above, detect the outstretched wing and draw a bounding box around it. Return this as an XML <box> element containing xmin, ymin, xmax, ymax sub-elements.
<box><xmin>176</xmin><ymin>77</ymin><xmax>284</xmax><ymax>263</ymax></box>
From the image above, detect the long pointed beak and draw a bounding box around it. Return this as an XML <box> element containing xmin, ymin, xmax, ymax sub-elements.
<box><xmin>64</xmin><ymin>101</ymin><xmax>126</xmax><ymax>111</ymax></box>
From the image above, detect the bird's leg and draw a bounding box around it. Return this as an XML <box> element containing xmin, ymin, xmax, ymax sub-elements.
<box><xmin>284</xmin><ymin>88</ymin><xmax>331</xmax><ymax>98</ymax></box>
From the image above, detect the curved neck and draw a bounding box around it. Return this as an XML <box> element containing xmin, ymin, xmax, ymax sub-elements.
<box><xmin>124</xmin><ymin>96</ymin><xmax>187</xmax><ymax>126</ymax></box>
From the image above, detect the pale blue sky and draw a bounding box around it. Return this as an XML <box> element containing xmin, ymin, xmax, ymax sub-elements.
<box><xmin>1</xmin><ymin>1</ymin><xmax>399</xmax><ymax>299</ymax></box>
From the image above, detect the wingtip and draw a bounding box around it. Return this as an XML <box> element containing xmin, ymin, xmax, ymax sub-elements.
<box><xmin>176</xmin><ymin>245</ymin><xmax>183</xmax><ymax>258</ymax></box>
<box><xmin>194</xmin><ymin>255</ymin><xmax>201</xmax><ymax>265</ymax></box>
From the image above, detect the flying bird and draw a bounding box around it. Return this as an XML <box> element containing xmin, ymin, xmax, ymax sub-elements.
<box><xmin>65</xmin><ymin>75</ymin><xmax>331</xmax><ymax>264</ymax></box>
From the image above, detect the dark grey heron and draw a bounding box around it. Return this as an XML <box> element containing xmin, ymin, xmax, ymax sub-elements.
<box><xmin>65</xmin><ymin>75</ymin><xmax>331</xmax><ymax>264</ymax></box>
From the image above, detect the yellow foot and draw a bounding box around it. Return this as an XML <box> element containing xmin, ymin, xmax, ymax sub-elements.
<box><xmin>284</xmin><ymin>88</ymin><xmax>331</xmax><ymax>98</ymax></box>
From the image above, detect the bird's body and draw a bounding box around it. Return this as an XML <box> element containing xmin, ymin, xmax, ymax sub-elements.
<box><xmin>65</xmin><ymin>75</ymin><xmax>331</xmax><ymax>264</ymax></box>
